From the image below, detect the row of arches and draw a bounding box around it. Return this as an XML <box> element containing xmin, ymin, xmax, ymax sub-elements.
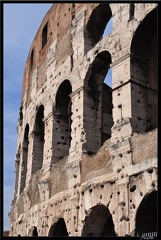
<box><xmin>18</xmin><ymin>80</ymin><xmax>73</xmax><ymax>194</ymax></box>
<box><xmin>85</xmin><ymin>4</ymin><xmax>158</xmax><ymax>134</ymax></box>
<box><xmin>18</xmin><ymin>3</ymin><xmax>157</xmax><ymax>194</ymax></box>
<box><xmin>18</xmin><ymin>51</ymin><xmax>113</xmax><ymax>193</ymax></box>
<box><xmin>14</xmin><ymin>4</ymin><xmax>157</xmax><ymax>238</ymax></box>
<box><xmin>22</xmin><ymin>3</ymin><xmax>157</xmax><ymax>146</ymax></box>
<box><xmin>17</xmin><ymin>190</ymin><xmax>157</xmax><ymax>236</ymax></box>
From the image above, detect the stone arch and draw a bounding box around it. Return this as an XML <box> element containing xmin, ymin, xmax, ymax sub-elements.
<box><xmin>32</xmin><ymin>104</ymin><xmax>44</xmax><ymax>172</ymax></box>
<box><xmin>130</xmin><ymin>6</ymin><xmax>158</xmax><ymax>133</ymax></box>
<box><xmin>83</xmin><ymin>50</ymin><xmax>113</xmax><ymax>153</ymax></box>
<box><xmin>81</xmin><ymin>204</ymin><xmax>116</xmax><ymax>236</ymax></box>
<box><xmin>84</xmin><ymin>4</ymin><xmax>112</xmax><ymax>52</ymax></box>
<box><xmin>52</xmin><ymin>79</ymin><xmax>72</xmax><ymax>161</ymax></box>
<box><xmin>48</xmin><ymin>218</ymin><xmax>68</xmax><ymax>236</ymax></box>
<box><xmin>135</xmin><ymin>190</ymin><xmax>157</xmax><ymax>236</ymax></box>
<box><xmin>20</xmin><ymin>124</ymin><xmax>29</xmax><ymax>194</ymax></box>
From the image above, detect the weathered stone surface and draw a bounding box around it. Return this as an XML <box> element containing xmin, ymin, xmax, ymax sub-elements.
<box><xmin>9</xmin><ymin>3</ymin><xmax>158</xmax><ymax>237</ymax></box>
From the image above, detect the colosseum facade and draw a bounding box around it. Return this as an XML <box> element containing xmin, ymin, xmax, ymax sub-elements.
<box><xmin>9</xmin><ymin>3</ymin><xmax>158</xmax><ymax>237</ymax></box>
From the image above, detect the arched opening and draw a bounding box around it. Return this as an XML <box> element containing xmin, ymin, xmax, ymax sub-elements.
<box><xmin>81</xmin><ymin>205</ymin><xmax>116</xmax><ymax>236</ymax></box>
<box><xmin>48</xmin><ymin>218</ymin><xmax>68</xmax><ymax>236</ymax></box>
<box><xmin>130</xmin><ymin>7</ymin><xmax>158</xmax><ymax>132</ymax></box>
<box><xmin>84</xmin><ymin>51</ymin><xmax>113</xmax><ymax>153</ymax></box>
<box><xmin>32</xmin><ymin>226</ymin><xmax>38</xmax><ymax>236</ymax></box>
<box><xmin>53</xmin><ymin>80</ymin><xmax>72</xmax><ymax>161</ymax></box>
<box><xmin>28</xmin><ymin>226</ymin><xmax>38</xmax><ymax>236</ymax></box>
<box><xmin>135</xmin><ymin>191</ymin><xmax>157</xmax><ymax>236</ymax></box>
<box><xmin>85</xmin><ymin>4</ymin><xmax>112</xmax><ymax>52</ymax></box>
<box><xmin>32</xmin><ymin>105</ymin><xmax>44</xmax><ymax>172</ymax></box>
<box><xmin>20</xmin><ymin>124</ymin><xmax>29</xmax><ymax>194</ymax></box>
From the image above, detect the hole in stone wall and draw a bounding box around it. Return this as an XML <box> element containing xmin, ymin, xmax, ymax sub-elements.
<box><xmin>30</xmin><ymin>48</ymin><xmax>34</xmax><ymax>70</ymax></box>
<box><xmin>148</xmin><ymin>168</ymin><xmax>153</xmax><ymax>174</ymax></box>
<box><xmin>130</xmin><ymin>185</ymin><xmax>136</xmax><ymax>192</ymax></box>
<box><xmin>42</xmin><ymin>22</ymin><xmax>48</xmax><ymax>49</ymax></box>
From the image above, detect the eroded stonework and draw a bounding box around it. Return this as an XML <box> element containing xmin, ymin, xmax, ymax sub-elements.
<box><xmin>9</xmin><ymin>3</ymin><xmax>158</xmax><ymax>237</ymax></box>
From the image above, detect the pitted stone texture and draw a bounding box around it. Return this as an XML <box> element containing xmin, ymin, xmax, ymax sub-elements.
<box><xmin>9</xmin><ymin>3</ymin><xmax>157</xmax><ymax>237</ymax></box>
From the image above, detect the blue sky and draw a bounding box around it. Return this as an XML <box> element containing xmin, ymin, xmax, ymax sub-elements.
<box><xmin>3</xmin><ymin>3</ymin><xmax>53</xmax><ymax>231</ymax></box>
<box><xmin>3</xmin><ymin>3</ymin><xmax>112</xmax><ymax>231</ymax></box>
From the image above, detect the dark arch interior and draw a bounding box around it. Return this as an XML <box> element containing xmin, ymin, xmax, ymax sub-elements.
<box><xmin>32</xmin><ymin>105</ymin><xmax>45</xmax><ymax>172</ymax></box>
<box><xmin>135</xmin><ymin>191</ymin><xmax>157</xmax><ymax>236</ymax></box>
<box><xmin>56</xmin><ymin>79</ymin><xmax>72</xmax><ymax>115</ymax></box>
<box><xmin>53</xmin><ymin>80</ymin><xmax>72</xmax><ymax>161</ymax></box>
<box><xmin>90</xmin><ymin>51</ymin><xmax>112</xmax><ymax>144</ymax></box>
<box><xmin>88</xmin><ymin>51</ymin><xmax>111</xmax><ymax>103</ymax></box>
<box><xmin>32</xmin><ymin>226</ymin><xmax>38</xmax><ymax>236</ymax></box>
<box><xmin>84</xmin><ymin>51</ymin><xmax>113</xmax><ymax>153</ymax></box>
<box><xmin>85</xmin><ymin>4</ymin><xmax>112</xmax><ymax>52</ymax></box>
<box><xmin>24</xmin><ymin>124</ymin><xmax>29</xmax><ymax>143</ymax></box>
<box><xmin>89</xmin><ymin>50</ymin><xmax>111</xmax><ymax>82</ymax></box>
<box><xmin>131</xmin><ymin>7</ymin><xmax>157</xmax><ymax>61</ymax></box>
<box><xmin>35</xmin><ymin>105</ymin><xmax>44</xmax><ymax>141</ymax></box>
<box><xmin>48</xmin><ymin>218</ymin><xmax>68</xmax><ymax>236</ymax></box>
<box><xmin>130</xmin><ymin>7</ymin><xmax>158</xmax><ymax>132</ymax></box>
<box><xmin>81</xmin><ymin>205</ymin><xmax>116</xmax><ymax>237</ymax></box>
<box><xmin>28</xmin><ymin>226</ymin><xmax>38</xmax><ymax>236</ymax></box>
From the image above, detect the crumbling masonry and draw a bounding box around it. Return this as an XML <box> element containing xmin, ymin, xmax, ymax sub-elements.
<box><xmin>9</xmin><ymin>3</ymin><xmax>158</xmax><ymax>237</ymax></box>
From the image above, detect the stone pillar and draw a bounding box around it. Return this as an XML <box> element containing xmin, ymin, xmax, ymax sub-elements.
<box><xmin>111</xmin><ymin>53</ymin><xmax>132</xmax><ymax>142</ymax></box>
<box><xmin>116</xmin><ymin>177</ymin><xmax>130</xmax><ymax>236</ymax></box>
<box><xmin>41</xmin><ymin>113</ymin><xmax>54</xmax><ymax>178</ymax></box>
<box><xmin>71</xmin><ymin>6</ymin><xmax>86</xmax><ymax>65</ymax></box>
<box><xmin>19</xmin><ymin>140</ymin><xmax>29</xmax><ymax>195</ymax></box>
<box><xmin>14</xmin><ymin>153</ymin><xmax>20</xmax><ymax>200</ymax></box>
<box><xmin>25</xmin><ymin>132</ymin><xmax>34</xmax><ymax>187</ymax></box>
<box><xmin>69</xmin><ymin>87</ymin><xmax>84</xmax><ymax>161</ymax></box>
<box><xmin>16</xmin><ymin>146</ymin><xmax>23</xmax><ymax>197</ymax></box>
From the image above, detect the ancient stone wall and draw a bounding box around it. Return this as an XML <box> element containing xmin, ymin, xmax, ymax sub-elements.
<box><xmin>9</xmin><ymin>3</ymin><xmax>158</xmax><ymax>237</ymax></box>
